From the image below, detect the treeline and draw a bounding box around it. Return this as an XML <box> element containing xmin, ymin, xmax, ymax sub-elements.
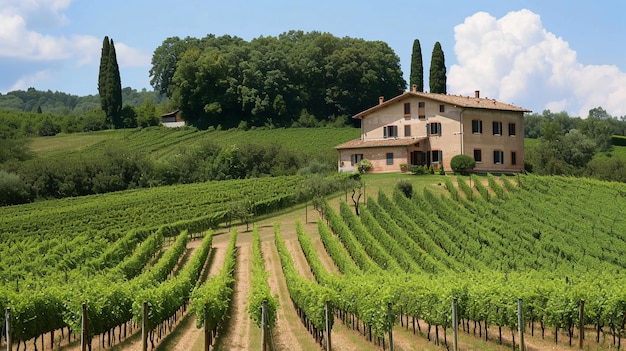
<box><xmin>0</xmin><ymin>140</ymin><xmax>328</xmax><ymax>206</ymax></box>
<box><xmin>524</xmin><ymin>107</ymin><xmax>626</xmax><ymax>181</ymax></box>
<box><xmin>0</xmin><ymin>99</ymin><xmax>161</xmax><ymax>152</ymax></box>
<box><xmin>149</xmin><ymin>30</ymin><xmax>406</xmax><ymax>129</ymax></box>
<box><xmin>0</xmin><ymin>87</ymin><xmax>167</xmax><ymax>115</ymax></box>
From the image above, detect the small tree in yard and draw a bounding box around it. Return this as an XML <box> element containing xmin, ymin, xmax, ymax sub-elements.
<box><xmin>344</xmin><ymin>172</ymin><xmax>365</xmax><ymax>215</ymax></box>
<box><xmin>450</xmin><ymin>154</ymin><xmax>476</xmax><ymax>174</ymax></box>
<box><xmin>297</xmin><ymin>174</ymin><xmax>337</xmax><ymax>221</ymax></box>
<box><xmin>231</xmin><ymin>199</ymin><xmax>254</xmax><ymax>231</ymax></box>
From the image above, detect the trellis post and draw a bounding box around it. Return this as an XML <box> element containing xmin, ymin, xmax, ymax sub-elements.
<box><xmin>518</xmin><ymin>299</ymin><xmax>525</xmax><ymax>351</ymax></box>
<box><xmin>5</xmin><ymin>307</ymin><xmax>11</xmax><ymax>351</ymax></box>
<box><xmin>452</xmin><ymin>298</ymin><xmax>459</xmax><ymax>351</ymax></box>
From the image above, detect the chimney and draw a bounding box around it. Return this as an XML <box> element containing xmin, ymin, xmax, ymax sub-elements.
<box><xmin>379</xmin><ymin>96</ymin><xmax>384</xmax><ymax>105</ymax></box>
<box><xmin>475</xmin><ymin>90</ymin><xmax>480</xmax><ymax>98</ymax></box>
<box><xmin>412</xmin><ymin>84</ymin><xmax>417</xmax><ymax>93</ymax></box>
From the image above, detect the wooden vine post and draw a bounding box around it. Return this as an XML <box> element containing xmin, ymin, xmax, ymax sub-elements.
<box><xmin>325</xmin><ymin>300</ymin><xmax>332</xmax><ymax>351</ymax></box>
<box><xmin>579</xmin><ymin>299</ymin><xmax>585</xmax><ymax>349</ymax></box>
<box><xmin>388</xmin><ymin>302</ymin><xmax>394</xmax><ymax>351</ymax></box>
<box><xmin>261</xmin><ymin>300</ymin><xmax>268</xmax><ymax>351</ymax></box>
<box><xmin>5</xmin><ymin>307</ymin><xmax>11</xmax><ymax>351</ymax></box>
<box><xmin>204</xmin><ymin>303</ymin><xmax>210</xmax><ymax>351</ymax></box>
<box><xmin>518</xmin><ymin>299</ymin><xmax>525</xmax><ymax>351</ymax></box>
<box><xmin>81</xmin><ymin>303</ymin><xmax>88</xmax><ymax>351</ymax></box>
<box><xmin>142</xmin><ymin>301</ymin><xmax>148</xmax><ymax>351</ymax></box>
<box><xmin>452</xmin><ymin>298</ymin><xmax>459</xmax><ymax>351</ymax></box>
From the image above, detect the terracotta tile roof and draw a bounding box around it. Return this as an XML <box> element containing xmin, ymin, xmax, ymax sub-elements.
<box><xmin>335</xmin><ymin>137</ymin><xmax>425</xmax><ymax>150</ymax></box>
<box><xmin>353</xmin><ymin>91</ymin><xmax>531</xmax><ymax>119</ymax></box>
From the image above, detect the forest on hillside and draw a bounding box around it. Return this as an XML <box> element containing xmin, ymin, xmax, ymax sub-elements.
<box><xmin>0</xmin><ymin>87</ymin><xmax>167</xmax><ymax>115</ymax></box>
<box><xmin>149</xmin><ymin>31</ymin><xmax>406</xmax><ymax>129</ymax></box>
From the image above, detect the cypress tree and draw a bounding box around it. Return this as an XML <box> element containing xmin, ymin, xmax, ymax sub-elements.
<box><xmin>409</xmin><ymin>39</ymin><xmax>424</xmax><ymax>92</ymax></box>
<box><xmin>98</xmin><ymin>37</ymin><xmax>122</xmax><ymax>128</ymax></box>
<box><xmin>106</xmin><ymin>39</ymin><xmax>123</xmax><ymax>128</ymax></box>
<box><xmin>429</xmin><ymin>41</ymin><xmax>447</xmax><ymax>94</ymax></box>
<box><xmin>98</xmin><ymin>36</ymin><xmax>110</xmax><ymax>120</ymax></box>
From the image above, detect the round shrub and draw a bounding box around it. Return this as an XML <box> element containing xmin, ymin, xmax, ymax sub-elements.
<box><xmin>450</xmin><ymin>154</ymin><xmax>476</xmax><ymax>174</ymax></box>
<box><xmin>396</xmin><ymin>180</ymin><xmax>413</xmax><ymax>198</ymax></box>
<box><xmin>357</xmin><ymin>159</ymin><xmax>372</xmax><ymax>173</ymax></box>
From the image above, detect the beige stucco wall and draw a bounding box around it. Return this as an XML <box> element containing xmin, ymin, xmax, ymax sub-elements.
<box><xmin>461</xmin><ymin>109</ymin><xmax>525</xmax><ymax>172</ymax></box>
<box><xmin>338</xmin><ymin>146</ymin><xmax>410</xmax><ymax>173</ymax></box>
<box><xmin>343</xmin><ymin>95</ymin><xmax>526</xmax><ymax>173</ymax></box>
<box><xmin>359</xmin><ymin>96</ymin><xmax>463</xmax><ymax>171</ymax></box>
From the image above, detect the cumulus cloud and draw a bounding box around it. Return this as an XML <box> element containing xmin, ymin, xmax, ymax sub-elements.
<box><xmin>449</xmin><ymin>9</ymin><xmax>626</xmax><ymax>117</ymax></box>
<box><xmin>0</xmin><ymin>0</ymin><xmax>150</xmax><ymax>92</ymax></box>
<box><xmin>115</xmin><ymin>43</ymin><xmax>152</xmax><ymax>67</ymax></box>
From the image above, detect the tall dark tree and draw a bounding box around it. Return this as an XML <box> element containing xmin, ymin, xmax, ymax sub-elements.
<box><xmin>409</xmin><ymin>39</ymin><xmax>424</xmax><ymax>92</ymax></box>
<box><xmin>429</xmin><ymin>41</ymin><xmax>447</xmax><ymax>94</ymax></box>
<box><xmin>98</xmin><ymin>36</ymin><xmax>110</xmax><ymax>114</ymax></box>
<box><xmin>98</xmin><ymin>37</ymin><xmax>123</xmax><ymax>128</ymax></box>
<box><xmin>106</xmin><ymin>39</ymin><xmax>123</xmax><ymax>128</ymax></box>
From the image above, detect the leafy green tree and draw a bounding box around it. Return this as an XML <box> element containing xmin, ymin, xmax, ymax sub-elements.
<box><xmin>120</xmin><ymin>105</ymin><xmax>137</xmax><ymax>128</ymax></box>
<box><xmin>135</xmin><ymin>98</ymin><xmax>160</xmax><ymax>127</ymax></box>
<box><xmin>450</xmin><ymin>154</ymin><xmax>475</xmax><ymax>174</ymax></box>
<box><xmin>0</xmin><ymin>170</ymin><xmax>31</xmax><ymax>205</ymax></box>
<box><xmin>153</xmin><ymin>31</ymin><xmax>405</xmax><ymax>129</ymax></box>
<box><xmin>150</xmin><ymin>36</ymin><xmax>201</xmax><ymax>97</ymax></box>
<box><xmin>409</xmin><ymin>39</ymin><xmax>424</xmax><ymax>92</ymax></box>
<box><xmin>171</xmin><ymin>48</ymin><xmax>228</xmax><ymax>129</ymax></box>
<box><xmin>429</xmin><ymin>42</ymin><xmax>447</xmax><ymax>94</ymax></box>
<box><xmin>38</xmin><ymin>115</ymin><xmax>61</xmax><ymax>136</ymax></box>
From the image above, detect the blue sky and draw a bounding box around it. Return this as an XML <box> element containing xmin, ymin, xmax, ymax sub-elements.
<box><xmin>1</xmin><ymin>0</ymin><xmax>625</xmax><ymax>117</ymax></box>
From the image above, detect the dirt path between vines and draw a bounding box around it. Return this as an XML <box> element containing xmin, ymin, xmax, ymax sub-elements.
<box><xmin>156</xmin><ymin>235</ymin><xmax>229</xmax><ymax>351</ymax></box>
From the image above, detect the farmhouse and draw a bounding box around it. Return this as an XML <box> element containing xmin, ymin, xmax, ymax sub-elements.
<box><xmin>336</xmin><ymin>85</ymin><xmax>531</xmax><ymax>173</ymax></box>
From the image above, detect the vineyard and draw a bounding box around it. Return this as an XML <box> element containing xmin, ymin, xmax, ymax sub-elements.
<box><xmin>26</xmin><ymin>127</ymin><xmax>359</xmax><ymax>162</ymax></box>
<box><xmin>2</xmin><ymin>173</ymin><xmax>626</xmax><ymax>350</ymax></box>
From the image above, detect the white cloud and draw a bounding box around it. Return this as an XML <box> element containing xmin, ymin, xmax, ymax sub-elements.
<box><xmin>115</xmin><ymin>43</ymin><xmax>152</xmax><ymax>67</ymax></box>
<box><xmin>0</xmin><ymin>0</ymin><xmax>150</xmax><ymax>93</ymax></box>
<box><xmin>449</xmin><ymin>9</ymin><xmax>626</xmax><ymax>117</ymax></box>
<box><xmin>9</xmin><ymin>70</ymin><xmax>53</xmax><ymax>91</ymax></box>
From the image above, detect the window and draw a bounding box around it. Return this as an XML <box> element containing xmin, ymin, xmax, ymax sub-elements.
<box><xmin>427</xmin><ymin>122</ymin><xmax>442</xmax><ymax>136</ymax></box>
<box><xmin>493</xmin><ymin>150</ymin><xmax>504</xmax><ymax>164</ymax></box>
<box><xmin>404</xmin><ymin>125</ymin><xmax>411</xmax><ymax>137</ymax></box>
<box><xmin>383</xmin><ymin>125</ymin><xmax>398</xmax><ymax>138</ymax></box>
<box><xmin>472</xmin><ymin>119</ymin><xmax>483</xmax><ymax>134</ymax></box>
<box><xmin>418</xmin><ymin>102</ymin><xmax>426</xmax><ymax>119</ymax></box>
<box><xmin>386</xmin><ymin>152</ymin><xmax>394</xmax><ymax>165</ymax></box>
<box><xmin>403</xmin><ymin>102</ymin><xmax>411</xmax><ymax>116</ymax></box>
<box><xmin>508</xmin><ymin>123</ymin><xmax>516</xmax><ymax>136</ymax></box>
<box><xmin>511</xmin><ymin>151</ymin><xmax>517</xmax><ymax>165</ymax></box>
<box><xmin>439</xmin><ymin>104</ymin><xmax>445</xmax><ymax>113</ymax></box>
<box><xmin>474</xmin><ymin>149</ymin><xmax>482</xmax><ymax>163</ymax></box>
<box><xmin>493</xmin><ymin>121</ymin><xmax>503</xmax><ymax>135</ymax></box>
<box><xmin>350</xmin><ymin>154</ymin><xmax>363</xmax><ymax>166</ymax></box>
<box><xmin>418</xmin><ymin>102</ymin><xmax>425</xmax><ymax>108</ymax></box>
<box><xmin>431</xmin><ymin>150</ymin><xmax>443</xmax><ymax>163</ymax></box>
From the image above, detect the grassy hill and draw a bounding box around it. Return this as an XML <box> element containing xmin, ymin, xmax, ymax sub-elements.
<box><xmin>26</xmin><ymin>126</ymin><xmax>360</xmax><ymax>162</ymax></box>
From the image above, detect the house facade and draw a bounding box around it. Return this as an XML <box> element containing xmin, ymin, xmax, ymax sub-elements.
<box><xmin>336</xmin><ymin>86</ymin><xmax>531</xmax><ymax>173</ymax></box>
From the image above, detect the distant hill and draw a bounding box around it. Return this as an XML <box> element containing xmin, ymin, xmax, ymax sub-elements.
<box><xmin>0</xmin><ymin>87</ymin><xmax>167</xmax><ymax>115</ymax></box>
